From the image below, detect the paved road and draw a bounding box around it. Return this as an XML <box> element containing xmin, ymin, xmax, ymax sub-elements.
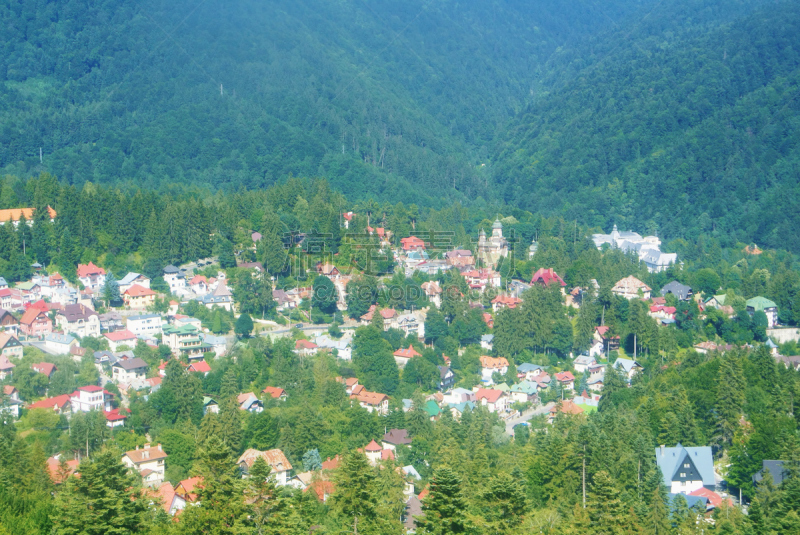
<box><xmin>505</xmin><ymin>402</ymin><xmax>555</xmax><ymax>435</ymax></box>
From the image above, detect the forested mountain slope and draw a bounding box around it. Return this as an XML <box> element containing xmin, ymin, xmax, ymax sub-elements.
<box><xmin>0</xmin><ymin>0</ymin><xmax>651</xmax><ymax>204</ymax></box>
<box><xmin>493</xmin><ymin>0</ymin><xmax>800</xmax><ymax>251</ymax></box>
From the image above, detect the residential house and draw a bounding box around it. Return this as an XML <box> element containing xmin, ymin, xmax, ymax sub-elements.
<box><xmin>44</xmin><ymin>333</ymin><xmax>77</xmax><ymax>354</ymax></box>
<box><xmin>0</xmin><ymin>309</ymin><xmax>18</xmax><ymax>333</ymax></box>
<box><xmin>111</xmin><ymin>358</ymin><xmax>148</xmax><ymax>387</ymax></box>
<box><xmin>122</xmin><ymin>444</ymin><xmax>168</xmax><ymax>487</ymax></box>
<box><xmin>124</xmin><ymin>285</ymin><xmax>157</xmax><ymax>309</ymax></box>
<box><xmin>481</xmin><ymin>334</ymin><xmax>494</xmax><ymax>351</ymax></box>
<box><xmin>337</xmin><ymin>377</ymin><xmax>360</xmax><ymax>396</ymax></box>
<box><xmin>754</xmin><ymin>460</ymin><xmax>790</xmax><ymax>487</ymax></box>
<box><xmin>104</xmin><ymin>407</ymin><xmax>130</xmax><ymax>428</ymax></box>
<box><xmin>0</xmin><ymin>277</ymin><xmax>6</xmax><ymax>290</ymax></box>
<box><xmin>0</xmin><ymin>354</ymin><xmax>14</xmax><ymax>380</ymax></box>
<box><xmin>649</xmin><ymin>305</ymin><xmax>677</xmax><ymax>322</ymax></box>
<box><xmin>187</xmin><ymin>360</ymin><xmax>211</xmax><ymax>375</ymax></box>
<box><xmin>163</xmin><ymin>266</ymin><xmax>186</xmax><ymax>295</ymax></box>
<box><xmin>400</xmin><ymin>236</ymin><xmax>426</xmax><ymax>251</ymax></box>
<box><xmin>445</xmin><ymin>249</ymin><xmax>475</xmax><ymax>269</ymax></box>
<box><xmin>587</xmin><ymin>364</ymin><xmax>606</xmax><ymax>392</ymax></box>
<box><xmin>396</xmin><ymin>313</ymin><xmax>422</xmax><ymax>338</ymax></box>
<box><xmin>118</xmin><ymin>273</ymin><xmax>151</xmax><ymax>294</ymax></box>
<box><xmin>0</xmin><ymin>289</ymin><xmax>12</xmax><ymax>309</ymax></box>
<box><xmin>555</xmin><ymin>371</ymin><xmax>575</xmax><ymax>390</ymax></box>
<box><xmin>189</xmin><ymin>275</ymin><xmax>209</xmax><ymax>295</ymax></box>
<box><xmin>592</xmin><ymin>225</ymin><xmax>677</xmax><ymax>272</ymax></box>
<box><xmin>104</xmin><ymin>330</ymin><xmax>138</xmax><ymax>351</ymax></box>
<box><xmin>55</xmin><ymin>304</ymin><xmax>101</xmax><ymax>338</ymax></box>
<box><xmin>443</xmin><ymin>387</ymin><xmax>475</xmax><ymax>405</ymax></box>
<box><xmin>70</xmin><ymin>385</ymin><xmax>113</xmax><ymax>412</ymax></box>
<box><xmin>462</xmin><ymin>268</ymin><xmax>501</xmax><ymax>293</ymax></box>
<box><xmin>509</xmin><ymin>381</ymin><xmax>539</xmax><ymax>403</ymax></box>
<box><xmin>203</xmin><ymin>396</ymin><xmax>219</xmax><ymax>414</ymax></box>
<box><xmin>126</xmin><ymin>314</ymin><xmax>163</xmax><ymax>337</ymax></box>
<box><xmin>492</xmin><ymin>294</ymin><xmax>522</xmax><ymax>312</ymax></box>
<box><xmin>655</xmin><ymin>444</ymin><xmax>715</xmax><ymax>494</ymax></box>
<box><xmin>612</xmin><ymin>276</ymin><xmax>651</xmax><ymax>300</ymax></box>
<box><xmin>314</xmin><ymin>335</ymin><xmax>352</xmax><ymax>360</ymax></box>
<box><xmin>594</xmin><ymin>326</ymin><xmax>620</xmax><ymax>353</ymax></box>
<box><xmin>16</xmin><ymin>281</ymin><xmax>42</xmax><ymax>303</ymax></box>
<box><xmin>476</xmin><ymin>220</ymin><xmax>509</xmax><ymax>267</ymax></box>
<box><xmin>420</xmin><ymin>281</ymin><xmax>442</xmax><ymax>308</ymax></box>
<box><xmin>99</xmin><ymin>311</ymin><xmax>124</xmax><ymax>332</ymax></box>
<box><xmin>263</xmin><ymin>386</ymin><xmax>287</xmax><ymax>400</ymax></box>
<box><xmin>613</xmin><ymin>358</ymin><xmax>643</xmax><ymax>381</ymax></box>
<box><xmin>28</xmin><ymin>394</ymin><xmax>72</xmax><ymax>413</ymax></box>
<box><xmin>516</xmin><ymin>363</ymin><xmax>545</xmax><ymax>381</ymax></box>
<box><xmin>162</xmin><ymin>324</ymin><xmax>210</xmax><ymax>360</ymax></box>
<box><xmin>316</xmin><ymin>263</ymin><xmax>341</xmax><ymax>279</ymax></box>
<box><xmin>237</xmin><ymin>392</ymin><xmax>264</xmax><ymax>413</ymax></box>
<box><xmin>448</xmin><ymin>400</ymin><xmax>477</xmax><ymax>419</ymax></box>
<box><xmin>77</xmin><ymin>262</ymin><xmax>106</xmax><ymax>291</ymax></box>
<box><xmin>46</xmin><ymin>455</ymin><xmax>79</xmax><ymax>484</ymax></box>
<box><xmin>479</xmin><ymin>355</ymin><xmax>509</xmax><ymax>383</ymax></box>
<box><xmin>196</xmin><ymin>283</ymin><xmax>233</xmax><ymax>311</ymax></box>
<box><xmin>350</xmin><ymin>388</ymin><xmax>390</xmax><ymax>415</ymax></box>
<box><xmin>155</xmin><ymin>482</ymin><xmax>186</xmax><ymax>515</ymax></box>
<box><xmin>146</xmin><ymin>376</ymin><xmax>163</xmax><ymax>392</ymax></box>
<box><xmin>437</xmin><ymin>366</ymin><xmax>455</xmax><ymax>391</ymax></box>
<box><xmin>747</xmin><ymin>296</ymin><xmax>778</xmax><ymax>328</ymax></box>
<box><xmin>573</xmin><ymin>355</ymin><xmax>596</xmax><ymax>373</ymax></box>
<box><xmin>201</xmin><ymin>333</ymin><xmax>227</xmax><ymax>356</ymax></box>
<box><xmin>548</xmin><ymin>399</ymin><xmax>584</xmax><ymax>423</ymax></box>
<box><xmin>0</xmin><ymin>206</ymin><xmax>56</xmax><ymax>226</ymax></box>
<box><xmin>382</xmin><ymin>429</ymin><xmax>413</xmax><ymax>451</ymax></box>
<box><xmin>173</xmin><ymin>315</ymin><xmax>203</xmax><ymax>330</ymax></box>
<box><xmin>393</xmin><ymin>345</ymin><xmax>421</xmax><ymax>368</ymax></box>
<box><xmin>295</xmin><ymin>339</ymin><xmax>318</xmax><ymax>356</ymax></box>
<box><xmin>475</xmin><ymin>388</ymin><xmax>508</xmax><ymax>413</ymax></box>
<box><xmin>19</xmin><ymin>308</ymin><xmax>52</xmax><ymax>338</ymax></box>
<box><xmin>272</xmin><ymin>289</ymin><xmax>296</xmax><ymax>311</ymax></box>
<box><xmin>236</xmin><ymin>449</ymin><xmax>293</xmax><ymax>485</ymax></box>
<box><xmin>530</xmin><ymin>268</ymin><xmax>566</xmax><ymax>288</ymax></box>
<box><xmin>661</xmin><ymin>281</ymin><xmax>692</xmax><ymax>301</ymax></box>
<box><xmin>0</xmin><ymin>333</ymin><xmax>23</xmax><ymax>360</ymax></box>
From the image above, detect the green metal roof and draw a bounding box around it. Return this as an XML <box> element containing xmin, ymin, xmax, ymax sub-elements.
<box><xmin>746</xmin><ymin>296</ymin><xmax>777</xmax><ymax>311</ymax></box>
<box><xmin>424</xmin><ymin>400</ymin><xmax>441</xmax><ymax>417</ymax></box>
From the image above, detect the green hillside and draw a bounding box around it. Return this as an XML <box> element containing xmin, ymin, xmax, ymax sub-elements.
<box><xmin>493</xmin><ymin>0</ymin><xmax>800</xmax><ymax>250</ymax></box>
<box><xmin>0</xmin><ymin>0</ymin><xmax>651</xmax><ymax>204</ymax></box>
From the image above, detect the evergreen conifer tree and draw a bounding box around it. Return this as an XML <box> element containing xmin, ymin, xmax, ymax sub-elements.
<box><xmin>417</xmin><ymin>466</ymin><xmax>471</xmax><ymax>535</ymax></box>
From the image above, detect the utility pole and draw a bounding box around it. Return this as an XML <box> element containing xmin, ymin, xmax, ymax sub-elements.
<box><xmin>220</xmin><ymin>84</ymin><xmax>223</xmax><ymax>96</ymax></box>
<box><xmin>39</xmin><ymin>147</ymin><xmax>42</xmax><ymax>163</ymax></box>
<box><xmin>582</xmin><ymin>445</ymin><xmax>586</xmax><ymax>508</ymax></box>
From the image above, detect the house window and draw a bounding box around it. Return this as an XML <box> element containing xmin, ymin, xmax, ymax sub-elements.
<box><xmin>679</xmin><ymin>473</ymin><xmax>686</xmax><ymax>478</ymax></box>
<box><xmin>684</xmin><ymin>463</ymin><xmax>690</xmax><ymax>468</ymax></box>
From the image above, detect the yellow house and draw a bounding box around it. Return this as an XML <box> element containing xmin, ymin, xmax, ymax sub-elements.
<box><xmin>123</xmin><ymin>284</ymin><xmax>157</xmax><ymax>309</ymax></box>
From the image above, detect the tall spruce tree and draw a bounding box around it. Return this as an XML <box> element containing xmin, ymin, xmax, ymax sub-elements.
<box><xmin>417</xmin><ymin>466</ymin><xmax>472</xmax><ymax>535</ymax></box>
<box><xmin>331</xmin><ymin>451</ymin><xmax>379</xmax><ymax>535</ymax></box>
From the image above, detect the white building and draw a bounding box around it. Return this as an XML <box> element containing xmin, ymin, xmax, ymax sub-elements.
<box><xmin>70</xmin><ymin>385</ymin><xmax>113</xmax><ymax>413</ymax></box>
<box><xmin>126</xmin><ymin>314</ymin><xmax>163</xmax><ymax>337</ymax></box>
<box><xmin>592</xmin><ymin>225</ymin><xmax>677</xmax><ymax>273</ymax></box>
<box><xmin>163</xmin><ymin>266</ymin><xmax>186</xmax><ymax>295</ymax></box>
<box><xmin>122</xmin><ymin>443</ymin><xmax>168</xmax><ymax>487</ymax></box>
<box><xmin>118</xmin><ymin>273</ymin><xmax>151</xmax><ymax>294</ymax></box>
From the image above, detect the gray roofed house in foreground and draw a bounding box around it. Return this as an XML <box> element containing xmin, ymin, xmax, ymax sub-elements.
<box><xmin>754</xmin><ymin>460</ymin><xmax>790</xmax><ymax>487</ymax></box>
<box><xmin>656</xmin><ymin>444</ymin><xmax>716</xmax><ymax>493</ymax></box>
<box><xmin>661</xmin><ymin>281</ymin><xmax>693</xmax><ymax>301</ymax></box>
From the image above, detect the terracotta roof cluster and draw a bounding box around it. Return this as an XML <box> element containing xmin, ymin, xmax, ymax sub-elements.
<box><xmin>76</xmin><ymin>262</ymin><xmax>105</xmax><ymax>278</ymax></box>
<box><xmin>46</xmin><ymin>455</ymin><xmax>79</xmax><ymax>484</ymax></box>
<box><xmin>124</xmin><ymin>443</ymin><xmax>168</xmax><ymax>464</ymax></box>
<box><xmin>19</xmin><ymin>308</ymin><xmax>48</xmax><ymax>326</ymax></box>
<box><xmin>28</xmin><ymin>394</ymin><xmax>71</xmax><ymax>411</ymax></box>
<box><xmin>555</xmin><ymin>371</ymin><xmax>575</xmax><ymax>383</ymax></box>
<box><xmin>236</xmin><ymin>448</ymin><xmax>292</xmax><ymax>472</ymax></box>
<box><xmin>262</xmin><ymin>386</ymin><xmax>286</xmax><ymax>399</ymax></box>
<box><xmin>295</xmin><ymin>339</ymin><xmax>318</xmax><ymax>350</ymax></box>
<box><xmin>530</xmin><ymin>268</ymin><xmax>566</xmax><ymax>287</ymax></box>
<box><xmin>475</xmin><ymin>388</ymin><xmax>504</xmax><ymax>403</ymax></box>
<box><xmin>393</xmin><ymin>345</ymin><xmax>421</xmax><ymax>359</ymax></box>
<box><xmin>550</xmin><ymin>399</ymin><xmax>584</xmax><ymax>416</ymax></box>
<box><xmin>351</xmin><ymin>389</ymin><xmax>389</xmax><ymax>406</ymax></box>
<box><xmin>479</xmin><ymin>355</ymin><xmax>509</xmax><ymax>370</ymax></box>
<box><xmin>105</xmin><ymin>329</ymin><xmax>137</xmax><ymax>342</ymax></box>
<box><xmin>32</xmin><ymin>362</ymin><xmax>56</xmax><ymax>377</ymax></box>
<box><xmin>124</xmin><ymin>284</ymin><xmax>156</xmax><ymax>297</ymax></box>
<box><xmin>400</xmin><ymin>236</ymin><xmax>426</xmax><ymax>250</ymax></box>
<box><xmin>187</xmin><ymin>360</ymin><xmax>211</xmax><ymax>373</ymax></box>
<box><xmin>491</xmin><ymin>295</ymin><xmax>522</xmax><ymax>308</ymax></box>
<box><xmin>104</xmin><ymin>407</ymin><xmax>130</xmax><ymax>422</ymax></box>
<box><xmin>0</xmin><ymin>206</ymin><xmax>56</xmax><ymax>223</ymax></box>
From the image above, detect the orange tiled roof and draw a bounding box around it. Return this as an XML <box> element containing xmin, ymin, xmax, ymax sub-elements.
<box><xmin>124</xmin><ymin>284</ymin><xmax>156</xmax><ymax>297</ymax></box>
<box><xmin>479</xmin><ymin>356</ymin><xmax>509</xmax><ymax>369</ymax></box>
<box><xmin>0</xmin><ymin>206</ymin><xmax>56</xmax><ymax>223</ymax></box>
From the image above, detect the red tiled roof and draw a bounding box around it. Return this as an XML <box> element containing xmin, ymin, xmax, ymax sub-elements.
<box><xmin>155</xmin><ymin>482</ymin><xmax>177</xmax><ymax>513</ymax></box>
<box><xmin>78</xmin><ymin>385</ymin><xmax>103</xmax><ymax>392</ymax></box>
<box><xmin>555</xmin><ymin>371</ymin><xmax>575</xmax><ymax>382</ymax></box>
<box><xmin>0</xmin><ymin>206</ymin><xmax>56</xmax><ymax>223</ymax></box>
<box><xmin>76</xmin><ymin>262</ymin><xmax>105</xmax><ymax>278</ymax></box>
<box><xmin>104</xmin><ymin>408</ymin><xmax>130</xmax><ymax>421</ymax></box>
<box><xmin>3</xmin><ymin>385</ymin><xmax>16</xmax><ymax>396</ymax></box>
<box><xmin>28</xmin><ymin>394</ymin><xmax>71</xmax><ymax>411</ymax></box>
<box><xmin>189</xmin><ymin>275</ymin><xmax>207</xmax><ymax>285</ymax></box>
<box><xmin>124</xmin><ymin>284</ymin><xmax>156</xmax><ymax>297</ymax></box>
<box><xmin>531</xmin><ymin>268</ymin><xmax>566</xmax><ymax>287</ymax></box>
<box><xmin>689</xmin><ymin>487</ymin><xmax>733</xmax><ymax>508</ymax></box>
<box><xmin>104</xmin><ymin>329</ymin><xmax>137</xmax><ymax>342</ymax></box>
<box><xmin>146</xmin><ymin>376</ymin><xmax>162</xmax><ymax>387</ymax></box>
<box><xmin>29</xmin><ymin>299</ymin><xmax>50</xmax><ymax>311</ymax></box>
<box><xmin>479</xmin><ymin>356</ymin><xmax>509</xmax><ymax>369</ymax></box>
<box><xmin>295</xmin><ymin>339</ymin><xmax>318</xmax><ymax>350</ymax></box>
<box><xmin>46</xmin><ymin>456</ymin><xmax>79</xmax><ymax>484</ymax></box>
<box><xmin>176</xmin><ymin>476</ymin><xmax>203</xmax><ymax>502</ymax></box>
<box><xmin>124</xmin><ymin>444</ymin><xmax>168</xmax><ymax>464</ymax></box>
<box><xmin>236</xmin><ymin>448</ymin><xmax>292</xmax><ymax>471</ymax></box>
<box><xmin>393</xmin><ymin>345</ymin><xmax>421</xmax><ymax>359</ymax></box>
<box><xmin>492</xmin><ymin>295</ymin><xmax>522</xmax><ymax>308</ymax></box>
<box><xmin>187</xmin><ymin>361</ymin><xmax>211</xmax><ymax>373</ymax></box>
<box><xmin>365</xmin><ymin>439</ymin><xmax>382</xmax><ymax>452</ymax></box>
<box><xmin>322</xmin><ymin>455</ymin><xmax>342</xmax><ymax>471</ymax></box>
<box><xmin>262</xmin><ymin>386</ymin><xmax>285</xmax><ymax>399</ymax></box>
<box><xmin>381</xmin><ymin>449</ymin><xmax>395</xmax><ymax>461</ymax></box>
<box><xmin>475</xmin><ymin>388</ymin><xmax>504</xmax><ymax>403</ymax></box>
<box><xmin>32</xmin><ymin>362</ymin><xmax>56</xmax><ymax>377</ymax></box>
<box><xmin>19</xmin><ymin>307</ymin><xmax>47</xmax><ymax>326</ymax></box>
<box><xmin>351</xmin><ymin>390</ymin><xmax>388</xmax><ymax>406</ymax></box>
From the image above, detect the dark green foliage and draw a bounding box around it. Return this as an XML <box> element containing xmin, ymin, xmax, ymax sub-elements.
<box><xmin>312</xmin><ymin>276</ymin><xmax>338</xmax><ymax>315</ymax></box>
<box><xmin>418</xmin><ymin>467</ymin><xmax>471</xmax><ymax>535</ymax></box>
<box><xmin>352</xmin><ymin>325</ymin><xmax>400</xmax><ymax>395</ymax></box>
<box><xmin>235</xmin><ymin>313</ymin><xmax>254</xmax><ymax>338</ymax></box>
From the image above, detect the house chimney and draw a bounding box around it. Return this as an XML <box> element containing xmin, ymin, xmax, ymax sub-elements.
<box><xmin>157</xmin><ymin>444</ymin><xmax>162</xmax><ymax>451</ymax></box>
<box><xmin>135</xmin><ymin>445</ymin><xmax>139</xmax><ymax>451</ymax></box>
<box><xmin>660</xmin><ymin>445</ymin><xmax>665</xmax><ymax>456</ymax></box>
